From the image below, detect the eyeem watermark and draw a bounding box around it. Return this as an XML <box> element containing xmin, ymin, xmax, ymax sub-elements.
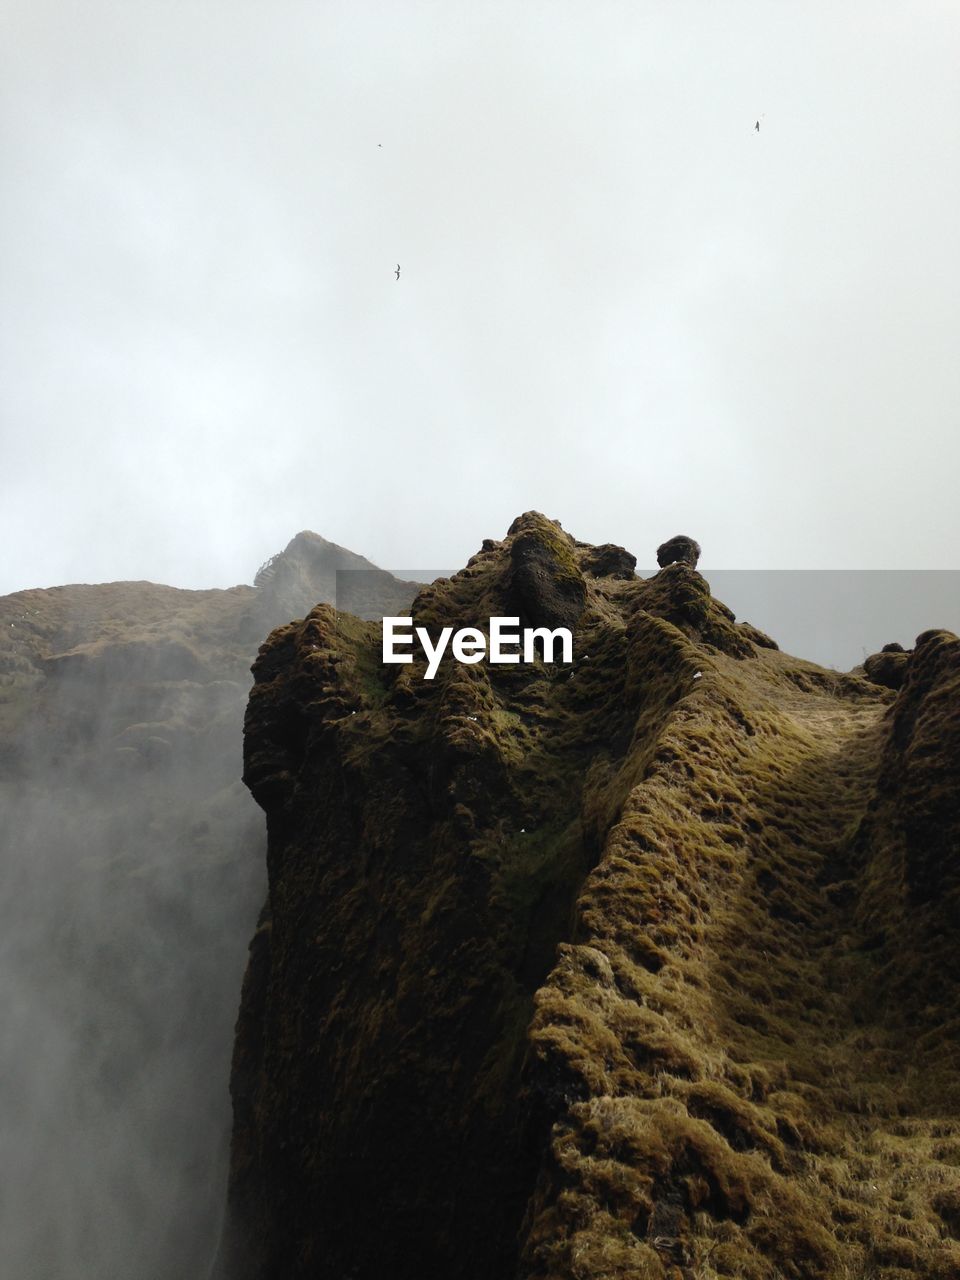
<box><xmin>383</xmin><ymin>616</ymin><xmax>573</xmax><ymax>680</ymax></box>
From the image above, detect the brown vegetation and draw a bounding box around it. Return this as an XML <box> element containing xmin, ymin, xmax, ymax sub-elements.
<box><xmin>223</xmin><ymin>514</ymin><xmax>960</xmax><ymax>1280</ymax></box>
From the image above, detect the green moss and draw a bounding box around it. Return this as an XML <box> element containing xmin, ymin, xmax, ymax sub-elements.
<box><xmin>510</xmin><ymin>511</ymin><xmax>583</xmax><ymax>586</ymax></box>
<box><xmin>231</xmin><ymin>518</ymin><xmax>960</xmax><ymax>1280</ymax></box>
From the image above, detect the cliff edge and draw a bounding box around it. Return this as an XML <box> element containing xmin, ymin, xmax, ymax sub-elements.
<box><xmin>222</xmin><ymin>513</ymin><xmax>960</xmax><ymax>1280</ymax></box>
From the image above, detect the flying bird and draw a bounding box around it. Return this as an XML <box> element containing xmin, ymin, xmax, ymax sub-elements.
<box><xmin>395</xmin><ymin>264</ymin><xmax>400</xmax><ymax>280</ymax></box>
<box><xmin>755</xmin><ymin>120</ymin><xmax>760</xmax><ymax>131</ymax></box>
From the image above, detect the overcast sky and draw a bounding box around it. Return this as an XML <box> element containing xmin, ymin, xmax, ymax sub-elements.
<box><xmin>2</xmin><ymin>1</ymin><xmax>959</xmax><ymax>595</ymax></box>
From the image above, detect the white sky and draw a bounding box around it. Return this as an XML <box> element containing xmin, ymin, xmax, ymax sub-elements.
<box><xmin>2</xmin><ymin>1</ymin><xmax>959</xmax><ymax>594</ymax></box>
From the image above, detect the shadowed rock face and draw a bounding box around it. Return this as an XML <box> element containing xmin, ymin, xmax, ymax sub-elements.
<box><xmin>580</xmin><ymin>543</ymin><xmax>637</xmax><ymax>581</ymax></box>
<box><xmin>864</xmin><ymin>645</ymin><xmax>912</xmax><ymax>689</ymax></box>
<box><xmin>507</xmin><ymin>512</ymin><xmax>588</xmax><ymax>631</ymax></box>
<box><xmin>656</xmin><ymin>534</ymin><xmax>701</xmax><ymax>569</ymax></box>
<box><xmin>885</xmin><ymin>629</ymin><xmax>960</xmax><ymax>904</ymax></box>
<box><xmin>220</xmin><ymin>512</ymin><xmax>960</xmax><ymax>1280</ymax></box>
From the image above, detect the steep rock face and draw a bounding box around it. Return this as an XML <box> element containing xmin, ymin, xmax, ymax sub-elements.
<box><xmin>886</xmin><ymin>628</ymin><xmax>960</xmax><ymax>905</ymax></box>
<box><xmin>0</xmin><ymin>538</ymin><xmax>416</xmax><ymax>1279</ymax></box>
<box><xmin>224</xmin><ymin>513</ymin><xmax>960</xmax><ymax>1280</ymax></box>
<box><xmin>864</xmin><ymin>644</ymin><xmax>912</xmax><ymax>690</ymax></box>
<box><xmin>255</xmin><ymin>531</ymin><xmax>420</xmax><ymax>621</ymax></box>
<box><xmin>507</xmin><ymin>514</ymin><xmax>588</xmax><ymax>630</ymax></box>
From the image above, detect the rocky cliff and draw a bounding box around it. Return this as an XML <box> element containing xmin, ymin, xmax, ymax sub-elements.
<box><xmin>222</xmin><ymin>513</ymin><xmax>960</xmax><ymax>1280</ymax></box>
<box><xmin>0</xmin><ymin>533</ymin><xmax>417</xmax><ymax>1279</ymax></box>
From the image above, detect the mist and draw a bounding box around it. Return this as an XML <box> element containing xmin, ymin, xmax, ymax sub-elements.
<box><xmin>3</xmin><ymin>1</ymin><xmax>959</xmax><ymax>595</ymax></box>
<box><xmin>2</xmin><ymin>3</ymin><xmax>960</xmax><ymax>1275</ymax></box>
<box><xmin>0</xmin><ymin>628</ymin><xmax>263</xmax><ymax>1276</ymax></box>
<box><xmin>0</xmin><ymin>579</ymin><xmax>271</xmax><ymax>1277</ymax></box>
<box><xmin>684</xmin><ymin>570</ymin><xmax>960</xmax><ymax>670</ymax></box>
<box><xmin>0</xmin><ymin>538</ymin><xmax>419</xmax><ymax>1278</ymax></box>
<box><xmin>0</xmin><ymin>764</ymin><xmax>262</xmax><ymax>1278</ymax></box>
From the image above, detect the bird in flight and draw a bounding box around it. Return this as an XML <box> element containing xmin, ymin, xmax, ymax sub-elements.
<box><xmin>395</xmin><ymin>264</ymin><xmax>400</xmax><ymax>280</ymax></box>
<box><xmin>755</xmin><ymin>113</ymin><xmax>766</xmax><ymax>132</ymax></box>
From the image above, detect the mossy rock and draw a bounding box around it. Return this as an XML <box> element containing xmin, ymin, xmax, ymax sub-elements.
<box><xmin>507</xmin><ymin>511</ymin><xmax>587</xmax><ymax>631</ymax></box>
<box><xmin>864</xmin><ymin>647</ymin><xmax>912</xmax><ymax>689</ymax></box>
<box><xmin>220</xmin><ymin>515</ymin><xmax>960</xmax><ymax>1280</ymax></box>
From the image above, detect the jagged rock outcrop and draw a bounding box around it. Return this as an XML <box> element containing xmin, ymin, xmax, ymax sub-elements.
<box><xmin>220</xmin><ymin>513</ymin><xmax>960</xmax><ymax>1279</ymax></box>
<box><xmin>507</xmin><ymin>512</ymin><xmax>588</xmax><ymax>630</ymax></box>
<box><xmin>255</xmin><ymin>531</ymin><xmax>420</xmax><ymax>621</ymax></box>
<box><xmin>0</xmin><ymin>537</ymin><xmax>417</xmax><ymax>1279</ymax></box>
<box><xmin>579</xmin><ymin>543</ymin><xmax>637</xmax><ymax>581</ymax></box>
<box><xmin>656</xmin><ymin>534</ymin><xmax>701</xmax><ymax>569</ymax></box>
<box><xmin>864</xmin><ymin>642</ymin><xmax>913</xmax><ymax>690</ymax></box>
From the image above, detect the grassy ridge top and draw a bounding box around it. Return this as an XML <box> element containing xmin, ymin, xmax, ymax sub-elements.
<box><xmin>226</xmin><ymin>512</ymin><xmax>960</xmax><ymax>1280</ymax></box>
<box><xmin>522</xmin><ymin>616</ymin><xmax>960</xmax><ymax>1279</ymax></box>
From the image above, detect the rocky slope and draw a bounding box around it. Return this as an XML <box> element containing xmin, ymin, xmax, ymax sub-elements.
<box><xmin>221</xmin><ymin>513</ymin><xmax>960</xmax><ymax>1280</ymax></box>
<box><xmin>0</xmin><ymin>533</ymin><xmax>417</xmax><ymax>1279</ymax></box>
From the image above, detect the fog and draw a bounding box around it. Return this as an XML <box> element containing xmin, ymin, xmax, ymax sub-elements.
<box><xmin>0</xmin><ymin>755</ymin><xmax>262</xmax><ymax>1277</ymax></box>
<box><xmin>2</xmin><ymin>5</ymin><xmax>959</xmax><ymax>1277</ymax></box>
<box><xmin>3</xmin><ymin>2</ymin><xmax>960</xmax><ymax>596</ymax></box>
<box><xmin>680</xmin><ymin>570</ymin><xmax>960</xmax><ymax>670</ymax></box>
<box><xmin>381</xmin><ymin>567</ymin><xmax>960</xmax><ymax>671</ymax></box>
<box><xmin>0</xmin><ymin>586</ymin><xmax>267</xmax><ymax>1278</ymax></box>
<box><xmin>0</xmin><ymin>539</ymin><xmax>423</xmax><ymax>1278</ymax></box>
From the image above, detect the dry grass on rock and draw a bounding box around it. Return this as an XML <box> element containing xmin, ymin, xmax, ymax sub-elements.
<box><xmin>225</xmin><ymin>513</ymin><xmax>960</xmax><ymax>1280</ymax></box>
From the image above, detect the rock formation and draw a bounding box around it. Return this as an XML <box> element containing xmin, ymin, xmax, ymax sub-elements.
<box><xmin>254</xmin><ymin>531</ymin><xmax>419</xmax><ymax>621</ymax></box>
<box><xmin>656</xmin><ymin>534</ymin><xmax>701</xmax><ymax>569</ymax></box>
<box><xmin>220</xmin><ymin>513</ymin><xmax>960</xmax><ymax>1280</ymax></box>
<box><xmin>864</xmin><ymin>641</ymin><xmax>913</xmax><ymax>690</ymax></box>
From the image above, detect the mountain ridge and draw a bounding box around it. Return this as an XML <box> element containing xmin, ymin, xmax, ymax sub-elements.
<box><xmin>218</xmin><ymin>512</ymin><xmax>960</xmax><ymax>1280</ymax></box>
